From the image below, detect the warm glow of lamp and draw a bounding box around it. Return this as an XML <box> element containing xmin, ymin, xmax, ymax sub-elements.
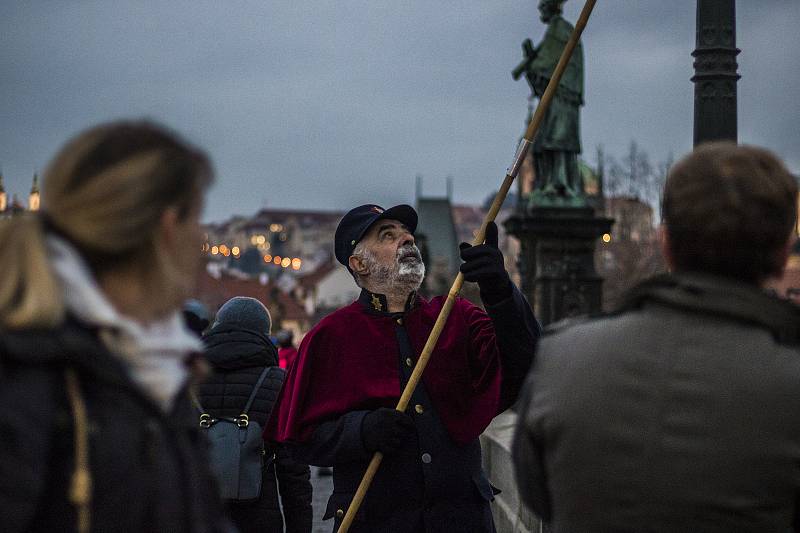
<box><xmin>281</xmin><ymin>257</ymin><xmax>291</xmax><ymax>268</ymax></box>
<box><xmin>602</xmin><ymin>233</ymin><xmax>611</xmax><ymax>243</ymax></box>
<box><xmin>273</xmin><ymin>256</ymin><xmax>282</xmax><ymax>265</ymax></box>
<box><xmin>231</xmin><ymin>246</ymin><xmax>240</xmax><ymax>256</ymax></box>
<box><xmin>263</xmin><ymin>254</ymin><xmax>272</xmax><ymax>263</ymax></box>
<box><xmin>211</xmin><ymin>246</ymin><xmax>219</xmax><ymax>255</ymax></box>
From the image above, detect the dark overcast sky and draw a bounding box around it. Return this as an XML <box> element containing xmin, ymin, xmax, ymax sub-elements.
<box><xmin>1</xmin><ymin>1</ymin><xmax>798</xmax><ymax>222</ymax></box>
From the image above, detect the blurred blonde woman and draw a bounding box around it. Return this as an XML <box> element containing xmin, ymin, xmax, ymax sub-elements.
<box><xmin>0</xmin><ymin>121</ymin><xmax>232</xmax><ymax>532</ymax></box>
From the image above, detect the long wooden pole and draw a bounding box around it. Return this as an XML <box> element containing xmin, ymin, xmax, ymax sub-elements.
<box><xmin>337</xmin><ymin>1</ymin><xmax>597</xmax><ymax>530</ymax></box>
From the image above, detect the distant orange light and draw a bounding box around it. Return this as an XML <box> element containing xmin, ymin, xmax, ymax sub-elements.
<box><xmin>211</xmin><ymin>246</ymin><xmax>219</xmax><ymax>255</ymax></box>
<box><xmin>281</xmin><ymin>257</ymin><xmax>291</xmax><ymax>268</ymax></box>
<box><xmin>263</xmin><ymin>254</ymin><xmax>272</xmax><ymax>263</ymax></box>
<box><xmin>231</xmin><ymin>246</ymin><xmax>240</xmax><ymax>256</ymax></box>
<box><xmin>602</xmin><ymin>233</ymin><xmax>611</xmax><ymax>243</ymax></box>
<box><xmin>273</xmin><ymin>256</ymin><xmax>282</xmax><ymax>265</ymax></box>
<box><xmin>291</xmin><ymin>258</ymin><xmax>302</xmax><ymax>269</ymax></box>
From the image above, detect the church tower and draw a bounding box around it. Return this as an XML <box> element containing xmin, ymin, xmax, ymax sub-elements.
<box><xmin>28</xmin><ymin>172</ymin><xmax>40</xmax><ymax>211</ymax></box>
<box><xmin>0</xmin><ymin>171</ymin><xmax>6</xmax><ymax>212</ymax></box>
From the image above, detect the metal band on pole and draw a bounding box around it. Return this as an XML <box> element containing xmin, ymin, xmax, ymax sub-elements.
<box><xmin>337</xmin><ymin>2</ymin><xmax>598</xmax><ymax>530</ymax></box>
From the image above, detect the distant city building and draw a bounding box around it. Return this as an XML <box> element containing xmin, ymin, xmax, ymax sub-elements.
<box><xmin>597</xmin><ymin>195</ymin><xmax>662</xmax><ymax>310</ymax></box>
<box><xmin>0</xmin><ymin>172</ymin><xmax>6</xmax><ymax>212</ymax></box>
<box><xmin>194</xmin><ymin>267</ymin><xmax>311</xmax><ymax>341</ymax></box>
<box><xmin>28</xmin><ymin>173</ymin><xmax>40</xmax><ymax>211</ymax></box>
<box><xmin>204</xmin><ymin>207</ymin><xmax>344</xmax><ymax>276</ymax></box>
<box><xmin>416</xmin><ymin>194</ymin><xmax>460</xmax><ymax>295</ymax></box>
<box><xmin>603</xmin><ymin>196</ymin><xmax>654</xmax><ymax>243</ymax></box>
<box><xmin>293</xmin><ymin>259</ymin><xmax>360</xmax><ymax>322</ymax></box>
<box><xmin>0</xmin><ymin>173</ymin><xmax>39</xmax><ymax>217</ymax></box>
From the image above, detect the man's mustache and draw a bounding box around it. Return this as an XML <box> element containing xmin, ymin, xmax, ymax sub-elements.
<box><xmin>397</xmin><ymin>245</ymin><xmax>422</xmax><ymax>262</ymax></box>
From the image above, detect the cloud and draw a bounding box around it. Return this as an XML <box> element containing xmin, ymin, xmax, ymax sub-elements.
<box><xmin>1</xmin><ymin>1</ymin><xmax>797</xmax><ymax>222</ymax></box>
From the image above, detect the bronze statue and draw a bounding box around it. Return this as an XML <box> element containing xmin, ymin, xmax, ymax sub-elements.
<box><xmin>513</xmin><ymin>0</ymin><xmax>585</xmax><ymax>206</ymax></box>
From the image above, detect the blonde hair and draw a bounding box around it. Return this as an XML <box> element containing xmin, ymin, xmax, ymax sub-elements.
<box><xmin>0</xmin><ymin>120</ymin><xmax>212</xmax><ymax>329</ymax></box>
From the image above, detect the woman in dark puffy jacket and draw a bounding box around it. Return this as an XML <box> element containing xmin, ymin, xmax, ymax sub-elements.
<box><xmin>198</xmin><ymin>296</ymin><xmax>312</xmax><ymax>533</ymax></box>
<box><xmin>0</xmin><ymin>121</ymin><xmax>230</xmax><ymax>532</ymax></box>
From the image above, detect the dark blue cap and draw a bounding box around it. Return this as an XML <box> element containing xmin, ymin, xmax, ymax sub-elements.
<box><xmin>334</xmin><ymin>204</ymin><xmax>418</xmax><ymax>269</ymax></box>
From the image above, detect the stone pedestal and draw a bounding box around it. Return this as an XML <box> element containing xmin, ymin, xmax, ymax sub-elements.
<box><xmin>505</xmin><ymin>207</ymin><xmax>613</xmax><ymax>326</ymax></box>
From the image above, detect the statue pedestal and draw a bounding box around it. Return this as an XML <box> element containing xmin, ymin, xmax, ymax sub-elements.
<box><xmin>505</xmin><ymin>207</ymin><xmax>613</xmax><ymax>326</ymax></box>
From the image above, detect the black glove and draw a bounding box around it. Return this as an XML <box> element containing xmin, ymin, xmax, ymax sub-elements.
<box><xmin>459</xmin><ymin>221</ymin><xmax>512</xmax><ymax>304</ymax></box>
<box><xmin>361</xmin><ymin>408</ymin><xmax>415</xmax><ymax>456</ymax></box>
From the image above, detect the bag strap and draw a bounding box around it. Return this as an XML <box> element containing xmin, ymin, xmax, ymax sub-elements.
<box><xmin>241</xmin><ymin>366</ymin><xmax>271</xmax><ymax>416</ymax></box>
<box><xmin>65</xmin><ymin>368</ymin><xmax>92</xmax><ymax>533</ymax></box>
<box><xmin>190</xmin><ymin>388</ymin><xmax>205</xmax><ymax>414</ymax></box>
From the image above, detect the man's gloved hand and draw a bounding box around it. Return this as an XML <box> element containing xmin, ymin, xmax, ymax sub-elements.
<box><xmin>361</xmin><ymin>408</ymin><xmax>415</xmax><ymax>456</ymax></box>
<box><xmin>459</xmin><ymin>221</ymin><xmax>512</xmax><ymax>305</ymax></box>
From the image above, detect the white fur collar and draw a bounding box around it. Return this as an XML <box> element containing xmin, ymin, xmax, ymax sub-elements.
<box><xmin>47</xmin><ymin>234</ymin><xmax>202</xmax><ymax>411</ymax></box>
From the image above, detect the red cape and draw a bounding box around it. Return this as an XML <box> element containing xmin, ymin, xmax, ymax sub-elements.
<box><xmin>266</xmin><ymin>295</ymin><xmax>503</xmax><ymax>446</ymax></box>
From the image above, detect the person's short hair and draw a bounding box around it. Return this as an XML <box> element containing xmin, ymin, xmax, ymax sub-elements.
<box><xmin>662</xmin><ymin>142</ymin><xmax>797</xmax><ymax>283</ymax></box>
<box><xmin>275</xmin><ymin>329</ymin><xmax>293</xmax><ymax>347</ymax></box>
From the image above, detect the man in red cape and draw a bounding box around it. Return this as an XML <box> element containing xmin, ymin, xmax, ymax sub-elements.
<box><xmin>266</xmin><ymin>204</ymin><xmax>540</xmax><ymax>532</ymax></box>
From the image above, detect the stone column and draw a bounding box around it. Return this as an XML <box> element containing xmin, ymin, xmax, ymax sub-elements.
<box><xmin>692</xmin><ymin>0</ymin><xmax>739</xmax><ymax>146</ymax></box>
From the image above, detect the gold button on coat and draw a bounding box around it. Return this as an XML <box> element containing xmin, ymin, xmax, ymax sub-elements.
<box><xmin>336</xmin><ymin>509</ymin><xmax>344</xmax><ymax>519</ymax></box>
<box><xmin>415</xmin><ymin>404</ymin><xmax>424</xmax><ymax>414</ymax></box>
<box><xmin>396</xmin><ymin>317</ymin><xmax>403</xmax><ymax>325</ymax></box>
<box><xmin>405</xmin><ymin>357</ymin><xmax>413</xmax><ymax>367</ymax></box>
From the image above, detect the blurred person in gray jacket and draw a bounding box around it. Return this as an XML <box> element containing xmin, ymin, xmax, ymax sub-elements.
<box><xmin>513</xmin><ymin>142</ymin><xmax>800</xmax><ymax>533</ymax></box>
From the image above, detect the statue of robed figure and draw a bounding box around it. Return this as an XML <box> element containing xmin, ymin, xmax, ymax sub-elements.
<box><xmin>513</xmin><ymin>0</ymin><xmax>585</xmax><ymax>206</ymax></box>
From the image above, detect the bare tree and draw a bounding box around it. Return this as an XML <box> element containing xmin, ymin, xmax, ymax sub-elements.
<box><xmin>604</xmin><ymin>141</ymin><xmax>668</xmax><ymax>211</ymax></box>
<box><xmin>598</xmin><ymin>142</ymin><xmax>673</xmax><ymax>310</ymax></box>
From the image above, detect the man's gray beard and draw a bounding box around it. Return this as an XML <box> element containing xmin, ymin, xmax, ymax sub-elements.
<box><xmin>363</xmin><ymin>245</ymin><xmax>425</xmax><ymax>297</ymax></box>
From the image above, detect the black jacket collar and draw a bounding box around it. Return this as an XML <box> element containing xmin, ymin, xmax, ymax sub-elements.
<box><xmin>358</xmin><ymin>288</ymin><xmax>418</xmax><ymax>316</ymax></box>
<box><xmin>0</xmin><ymin>316</ymin><xmax>190</xmax><ymax>418</ymax></box>
<box><xmin>202</xmin><ymin>323</ymin><xmax>278</xmax><ymax>370</ymax></box>
<box><xmin>621</xmin><ymin>273</ymin><xmax>800</xmax><ymax>345</ymax></box>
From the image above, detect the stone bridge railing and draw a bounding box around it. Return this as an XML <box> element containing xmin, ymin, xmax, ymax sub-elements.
<box><xmin>480</xmin><ymin>410</ymin><xmax>544</xmax><ymax>533</ymax></box>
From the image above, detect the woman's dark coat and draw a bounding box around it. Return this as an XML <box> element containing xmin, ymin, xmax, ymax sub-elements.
<box><xmin>198</xmin><ymin>323</ymin><xmax>312</xmax><ymax>533</ymax></box>
<box><xmin>0</xmin><ymin>318</ymin><xmax>231</xmax><ymax>533</ymax></box>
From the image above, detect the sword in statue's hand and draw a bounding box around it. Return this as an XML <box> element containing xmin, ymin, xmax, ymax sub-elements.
<box><xmin>512</xmin><ymin>38</ymin><xmax>537</xmax><ymax>81</ymax></box>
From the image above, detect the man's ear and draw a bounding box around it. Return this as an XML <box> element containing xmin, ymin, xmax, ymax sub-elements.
<box><xmin>657</xmin><ymin>225</ymin><xmax>675</xmax><ymax>273</ymax></box>
<box><xmin>773</xmin><ymin>232</ymin><xmax>797</xmax><ymax>281</ymax></box>
<box><xmin>349</xmin><ymin>254</ymin><xmax>368</xmax><ymax>276</ymax></box>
